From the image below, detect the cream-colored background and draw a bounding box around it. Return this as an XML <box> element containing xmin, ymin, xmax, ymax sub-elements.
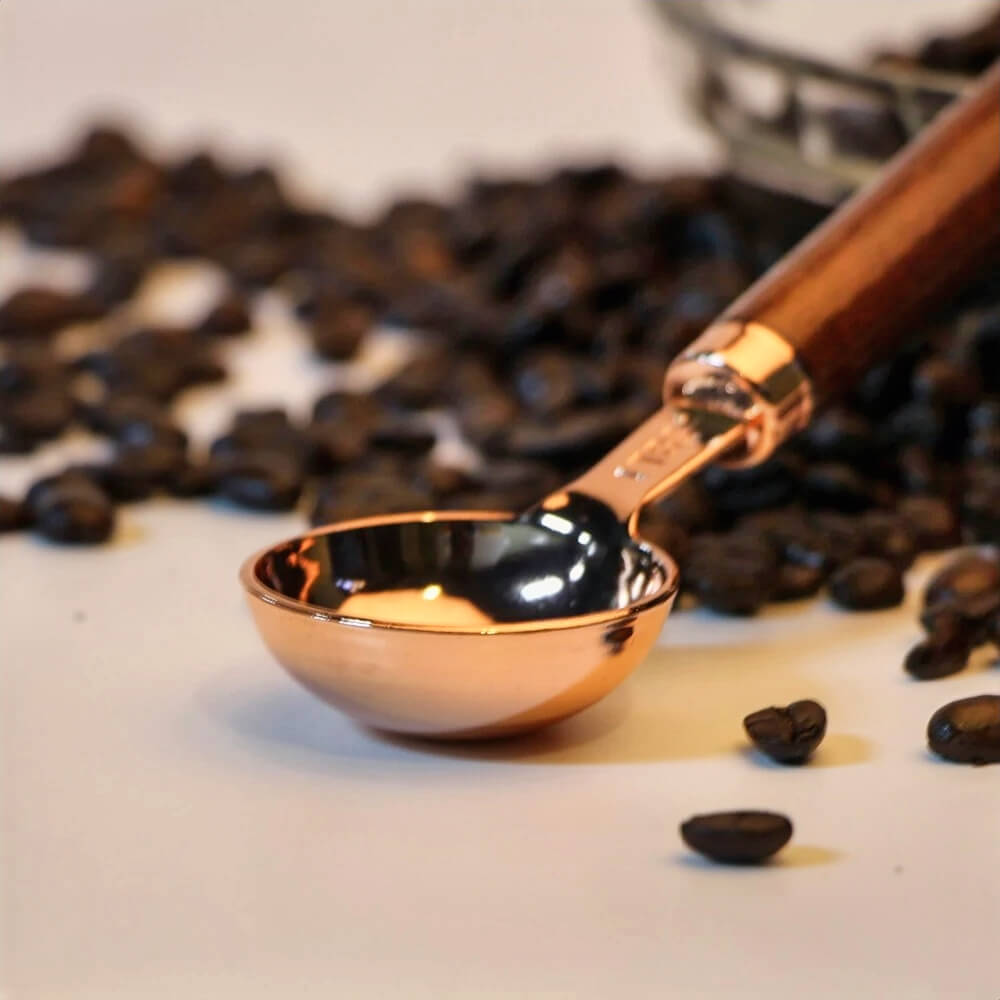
<box><xmin>2</xmin><ymin>2</ymin><xmax>998</xmax><ymax>998</ymax></box>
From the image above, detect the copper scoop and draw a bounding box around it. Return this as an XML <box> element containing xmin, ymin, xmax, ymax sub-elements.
<box><xmin>241</xmin><ymin>64</ymin><xmax>1000</xmax><ymax>739</ymax></box>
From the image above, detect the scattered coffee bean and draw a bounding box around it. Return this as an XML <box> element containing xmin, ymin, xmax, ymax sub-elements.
<box><xmin>860</xmin><ymin>510</ymin><xmax>918</xmax><ymax>570</ymax></box>
<box><xmin>904</xmin><ymin>631</ymin><xmax>972</xmax><ymax>680</ymax></box>
<box><xmin>896</xmin><ymin>496</ymin><xmax>960</xmax><ymax>550</ymax></box>
<box><xmin>772</xmin><ymin>561</ymin><xmax>826</xmax><ymax>601</ymax></box>
<box><xmin>218</xmin><ymin>453</ymin><xmax>304</xmax><ymax>511</ymax></box>
<box><xmin>828</xmin><ymin>557</ymin><xmax>904</xmax><ymax>610</ymax></box>
<box><xmin>31</xmin><ymin>476</ymin><xmax>115</xmax><ymax>544</ymax></box>
<box><xmin>197</xmin><ymin>291</ymin><xmax>251</xmax><ymax>336</ymax></box>
<box><xmin>0</xmin><ymin>495</ymin><xmax>28</xmax><ymax>531</ymax></box>
<box><xmin>924</xmin><ymin>552</ymin><xmax>1000</xmax><ymax>609</ymax></box>
<box><xmin>683</xmin><ymin>533</ymin><xmax>777</xmax><ymax>615</ymax></box>
<box><xmin>680</xmin><ymin>811</ymin><xmax>793</xmax><ymax>864</ymax></box>
<box><xmin>743</xmin><ymin>700</ymin><xmax>827</xmax><ymax>763</ymax></box>
<box><xmin>0</xmin><ymin>287</ymin><xmax>103</xmax><ymax>336</ymax></box>
<box><xmin>100</xmin><ymin>443</ymin><xmax>187</xmax><ymax>501</ymax></box>
<box><xmin>164</xmin><ymin>459</ymin><xmax>220</xmax><ymax>497</ymax></box>
<box><xmin>927</xmin><ymin>694</ymin><xmax>1000</xmax><ymax>764</ymax></box>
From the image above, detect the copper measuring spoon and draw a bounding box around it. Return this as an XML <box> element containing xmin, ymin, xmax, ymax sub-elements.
<box><xmin>241</xmin><ymin>64</ymin><xmax>1000</xmax><ymax>739</ymax></box>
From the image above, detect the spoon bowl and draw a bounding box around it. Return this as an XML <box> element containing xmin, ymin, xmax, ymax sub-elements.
<box><xmin>241</xmin><ymin>510</ymin><xmax>678</xmax><ymax>738</ymax></box>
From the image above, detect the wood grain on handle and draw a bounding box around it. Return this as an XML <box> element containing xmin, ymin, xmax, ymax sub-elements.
<box><xmin>722</xmin><ymin>60</ymin><xmax>1000</xmax><ymax>404</ymax></box>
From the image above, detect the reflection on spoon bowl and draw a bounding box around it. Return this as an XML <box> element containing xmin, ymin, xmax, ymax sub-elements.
<box><xmin>241</xmin><ymin>510</ymin><xmax>678</xmax><ymax>739</ymax></box>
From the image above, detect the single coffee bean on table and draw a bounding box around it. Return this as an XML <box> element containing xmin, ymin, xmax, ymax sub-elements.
<box><xmin>30</xmin><ymin>475</ymin><xmax>115</xmax><ymax>544</ymax></box>
<box><xmin>743</xmin><ymin>700</ymin><xmax>827</xmax><ymax>764</ymax></box>
<box><xmin>927</xmin><ymin>695</ymin><xmax>1000</xmax><ymax>765</ymax></box>
<box><xmin>903</xmin><ymin>630</ymin><xmax>973</xmax><ymax>680</ymax></box>
<box><xmin>680</xmin><ymin>811</ymin><xmax>793</xmax><ymax>864</ymax></box>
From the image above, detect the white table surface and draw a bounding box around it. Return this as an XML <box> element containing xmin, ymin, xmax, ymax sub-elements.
<box><xmin>2</xmin><ymin>2</ymin><xmax>998</xmax><ymax>998</ymax></box>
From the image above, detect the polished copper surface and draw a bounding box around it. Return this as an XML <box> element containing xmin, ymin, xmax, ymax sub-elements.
<box><xmin>663</xmin><ymin>320</ymin><xmax>814</xmax><ymax>466</ymax></box>
<box><xmin>241</xmin><ymin>511</ymin><xmax>678</xmax><ymax>738</ymax></box>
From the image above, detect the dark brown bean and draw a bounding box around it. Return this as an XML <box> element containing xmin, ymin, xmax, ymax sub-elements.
<box><xmin>744</xmin><ymin>700</ymin><xmax>827</xmax><ymax>764</ymax></box>
<box><xmin>680</xmin><ymin>811</ymin><xmax>793</xmax><ymax>864</ymax></box>
<box><xmin>0</xmin><ymin>495</ymin><xmax>29</xmax><ymax>532</ymax></box>
<box><xmin>828</xmin><ymin>557</ymin><xmax>904</xmax><ymax>611</ymax></box>
<box><xmin>32</xmin><ymin>477</ymin><xmax>115</xmax><ymax>544</ymax></box>
<box><xmin>904</xmin><ymin>632</ymin><xmax>972</xmax><ymax>680</ymax></box>
<box><xmin>924</xmin><ymin>553</ymin><xmax>1000</xmax><ymax>609</ymax></box>
<box><xmin>0</xmin><ymin>287</ymin><xmax>103</xmax><ymax>336</ymax></box>
<box><xmin>197</xmin><ymin>291</ymin><xmax>252</xmax><ymax>336</ymax></box>
<box><xmin>896</xmin><ymin>496</ymin><xmax>960</xmax><ymax>550</ymax></box>
<box><xmin>218</xmin><ymin>452</ymin><xmax>304</xmax><ymax>511</ymax></box>
<box><xmin>927</xmin><ymin>695</ymin><xmax>1000</xmax><ymax>764</ymax></box>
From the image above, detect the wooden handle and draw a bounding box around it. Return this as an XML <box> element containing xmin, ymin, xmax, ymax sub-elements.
<box><xmin>721</xmin><ymin>60</ymin><xmax>1000</xmax><ymax>404</ymax></box>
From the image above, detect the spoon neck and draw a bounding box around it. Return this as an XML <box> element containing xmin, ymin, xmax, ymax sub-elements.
<box><xmin>553</xmin><ymin>405</ymin><xmax>748</xmax><ymax>528</ymax></box>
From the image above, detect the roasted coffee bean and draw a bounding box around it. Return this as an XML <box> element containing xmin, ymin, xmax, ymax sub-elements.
<box><xmin>702</xmin><ymin>455</ymin><xmax>800</xmax><ymax>520</ymax></box>
<box><xmin>797</xmin><ymin>407</ymin><xmax>877</xmax><ymax>466</ymax></box>
<box><xmin>76</xmin><ymin>392</ymin><xmax>162</xmax><ymax>435</ymax></box>
<box><xmin>0</xmin><ymin>287</ymin><xmax>103</xmax><ymax>336</ymax></box>
<box><xmin>896</xmin><ymin>496</ymin><xmax>960</xmax><ymax>550</ymax></box>
<box><xmin>164</xmin><ymin>459</ymin><xmax>220</xmax><ymax>498</ymax></box>
<box><xmin>911</xmin><ymin>358</ymin><xmax>979</xmax><ymax>406</ymax></box>
<box><xmin>100</xmin><ymin>443</ymin><xmax>186</xmax><ymax>501</ymax></box>
<box><xmin>924</xmin><ymin>553</ymin><xmax>1000</xmax><ymax>609</ymax></box>
<box><xmin>511</xmin><ymin>350</ymin><xmax>577</xmax><ymax>416</ymax></box>
<box><xmin>680</xmin><ymin>811</ymin><xmax>793</xmax><ymax>864</ymax></box>
<box><xmin>885</xmin><ymin>400</ymin><xmax>965</xmax><ymax>457</ymax></box>
<box><xmin>1</xmin><ymin>386</ymin><xmax>76</xmax><ymax>441</ymax></box>
<box><xmin>649</xmin><ymin>480</ymin><xmax>715</xmax><ymax>534</ymax></box>
<box><xmin>0</xmin><ymin>346</ymin><xmax>67</xmax><ymax>395</ymax></box>
<box><xmin>218</xmin><ymin>452</ymin><xmax>304</xmax><ymax>511</ymax></box>
<box><xmin>311</xmin><ymin>390</ymin><xmax>382</xmax><ymax>429</ymax></box>
<box><xmin>487</xmin><ymin>405</ymin><xmax>632</xmax><ymax>468</ymax></box>
<box><xmin>370</xmin><ymin>417</ymin><xmax>437</xmax><ymax>455</ymax></box>
<box><xmin>904</xmin><ymin>631</ymin><xmax>972</xmax><ymax>680</ymax></box>
<box><xmin>895</xmin><ymin>444</ymin><xmax>946</xmax><ymax>496</ymax></box>
<box><xmin>375</xmin><ymin>350</ymin><xmax>450</xmax><ymax>410</ymax></box>
<box><xmin>197</xmin><ymin>291</ymin><xmax>251</xmax><ymax>336</ymax></box>
<box><xmin>310</xmin><ymin>301</ymin><xmax>371</xmax><ymax>360</ymax></box>
<box><xmin>636</xmin><ymin>506</ymin><xmax>691</xmax><ymax>566</ymax></box>
<box><xmin>306</xmin><ymin>420</ymin><xmax>369</xmax><ymax>470</ymax></box>
<box><xmin>31</xmin><ymin>476</ymin><xmax>115</xmax><ymax>544</ymax></box>
<box><xmin>87</xmin><ymin>253</ymin><xmax>148</xmax><ymax>308</ymax></box>
<box><xmin>310</xmin><ymin>472</ymin><xmax>432</xmax><ymax>524</ymax></box>
<box><xmin>968</xmin><ymin>397</ymin><xmax>1000</xmax><ymax>432</ymax></box>
<box><xmin>860</xmin><ymin>511</ymin><xmax>918</xmax><ymax>570</ymax></box>
<box><xmin>456</xmin><ymin>388</ymin><xmax>521</xmax><ymax>446</ymax></box>
<box><xmin>683</xmin><ymin>533</ymin><xmax>777</xmax><ymax>615</ymax></box>
<box><xmin>743</xmin><ymin>700</ymin><xmax>827</xmax><ymax>763</ymax></box>
<box><xmin>0</xmin><ymin>495</ymin><xmax>29</xmax><ymax>532</ymax></box>
<box><xmin>421</xmin><ymin>460</ymin><xmax>480</xmax><ymax>498</ymax></box>
<box><xmin>802</xmin><ymin>462</ymin><xmax>875</xmax><ymax>513</ymax></box>
<box><xmin>807</xmin><ymin>511</ymin><xmax>866</xmax><ymax>567</ymax></box>
<box><xmin>772</xmin><ymin>562</ymin><xmax>826</xmax><ymax>601</ymax></box>
<box><xmin>962</xmin><ymin>463</ymin><xmax>1000</xmax><ymax>543</ymax></box>
<box><xmin>921</xmin><ymin>586</ymin><xmax>1000</xmax><ymax>647</ymax></box>
<box><xmin>927</xmin><ymin>695</ymin><xmax>1000</xmax><ymax>764</ymax></box>
<box><xmin>828</xmin><ymin>557</ymin><xmax>904</xmax><ymax>610</ymax></box>
<box><xmin>739</xmin><ymin>508</ymin><xmax>832</xmax><ymax>571</ymax></box>
<box><xmin>113</xmin><ymin>416</ymin><xmax>188</xmax><ymax>452</ymax></box>
<box><xmin>965</xmin><ymin>427</ymin><xmax>1000</xmax><ymax>462</ymax></box>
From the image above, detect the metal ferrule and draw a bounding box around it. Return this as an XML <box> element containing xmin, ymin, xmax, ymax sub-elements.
<box><xmin>662</xmin><ymin>320</ymin><xmax>814</xmax><ymax>467</ymax></box>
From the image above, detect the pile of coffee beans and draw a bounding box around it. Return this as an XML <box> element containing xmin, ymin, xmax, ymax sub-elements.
<box><xmin>0</xmin><ymin>14</ymin><xmax>998</xmax><ymax>619</ymax></box>
<box><xmin>2</xmin><ymin>112</ymin><xmax>999</xmax><ymax>603</ymax></box>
